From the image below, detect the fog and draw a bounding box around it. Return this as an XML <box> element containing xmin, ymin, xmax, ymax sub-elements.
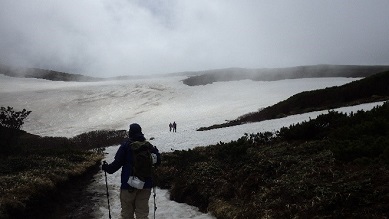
<box><xmin>1</xmin><ymin>1</ymin><xmax>389</xmax><ymax>77</ymax></box>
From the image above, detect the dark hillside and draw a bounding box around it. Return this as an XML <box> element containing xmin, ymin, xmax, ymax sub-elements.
<box><xmin>182</xmin><ymin>65</ymin><xmax>389</xmax><ymax>86</ymax></box>
<box><xmin>198</xmin><ymin>70</ymin><xmax>389</xmax><ymax>131</ymax></box>
<box><xmin>0</xmin><ymin>63</ymin><xmax>101</xmax><ymax>82</ymax></box>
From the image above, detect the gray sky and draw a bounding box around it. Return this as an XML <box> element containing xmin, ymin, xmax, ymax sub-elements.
<box><xmin>1</xmin><ymin>0</ymin><xmax>389</xmax><ymax>77</ymax></box>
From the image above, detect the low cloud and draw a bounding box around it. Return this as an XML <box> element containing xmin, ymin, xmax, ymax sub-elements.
<box><xmin>1</xmin><ymin>0</ymin><xmax>389</xmax><ymax>77</ymax></box>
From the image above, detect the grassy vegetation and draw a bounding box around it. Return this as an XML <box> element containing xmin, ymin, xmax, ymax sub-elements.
<box><xmin>198</xmin><ymin>70</ymin><xmax>389</xmax><ymax>131</ymax></box>
<box><xmin>0</xmin><ymin>126</ymin><xmax>126</xmax><ymax>218</ymax></box>
<box><xmin>155</xmin><ymin>102</ymin><xmax>389</xmax><ymax>218</ymax></box>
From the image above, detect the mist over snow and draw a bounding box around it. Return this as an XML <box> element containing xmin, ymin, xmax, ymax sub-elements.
<box><xmin>0</xmin><ymin>74</ymin><xmax>361</xmax><ymax>149</ymax></box>
<box><xmin>1</xmin><ymin>1</ymin><xmax>389</xmax><ymax>77</ymax></box>
<box><xmin>0</xmin><ymin>75</ymin><xmax>386</xmax><ymax>218</ymax></box>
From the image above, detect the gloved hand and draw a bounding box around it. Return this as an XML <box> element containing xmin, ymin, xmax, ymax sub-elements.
<box><xmin>102</xmin><ymin>161</ymin><xmax>108</xmax><ymax>172</ymax></box>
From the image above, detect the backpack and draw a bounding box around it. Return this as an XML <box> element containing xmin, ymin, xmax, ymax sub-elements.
<box><xmin>130</xmin><ymin>141</ymin><xmax>155</xmax><ymax>182</ymax></box>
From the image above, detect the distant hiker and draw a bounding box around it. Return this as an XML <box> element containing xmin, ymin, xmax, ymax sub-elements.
<box><xmin>102</xmin><ymin>123</ymin><xmax>161</xmax><ymax>219</ymax></box>
<box><xmin>169</xmin><ymin>122</ymin><xmax>173</xmax><ymax>132</ymax></box>
<box><xmin>173</xmin><ymin>121</ymin><xmax>177</xmax><ymax>132</ymax></box>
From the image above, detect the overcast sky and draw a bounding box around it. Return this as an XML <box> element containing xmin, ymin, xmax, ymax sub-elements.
<box><xmin>1</xmin><ymin>0</ymin><xmax>389</xmax><ymax>77</ymax></box>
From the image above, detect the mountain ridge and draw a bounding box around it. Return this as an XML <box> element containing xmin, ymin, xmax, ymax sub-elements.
<box><xmin>182</xmin><ymin>64</ymin><xmax>389</xmax><ymax>86</ymax></box>
<box><xmin>2</xmin><ymin>63</ymin><xmax>389</xmax><ymax>83</ymax></box>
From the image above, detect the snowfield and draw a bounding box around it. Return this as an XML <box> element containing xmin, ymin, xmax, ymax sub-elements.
<box><xmin>0</xmin><ymin>74</ymin><xmax>384</xmax><ymax>218</ymax></box>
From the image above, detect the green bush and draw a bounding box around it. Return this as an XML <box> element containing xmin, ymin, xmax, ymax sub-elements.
<box><xmin>0</xmin><ymin>106</ymin><xmax>31</xmax><ymax>129</ymax></box>
<box><xmin>277</xmin><ymin>102</ymin><xmax>389</xmax><ymax>163</ymax></box>
<box><xmin>0</xmin><ymin>107</ymin><xmax>31</xmax><ymax>156</ymax></box>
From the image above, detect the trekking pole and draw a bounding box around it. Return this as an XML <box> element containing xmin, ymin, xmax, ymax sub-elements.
<box><xmin>153</xmin><ymin>186</ymin><xmax>157</xmax><ymax>219</ymax></box>
<box><xmin>103</xmin><ymin>162</ymin><xmax>112</xmax><ymax>219</ymax></box>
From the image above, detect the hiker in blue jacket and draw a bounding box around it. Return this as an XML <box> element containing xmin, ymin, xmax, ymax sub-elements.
<box><xmin>102</xmin><ymin>123</ymin><xmax>161</xmax><ymax>219</ymax></box>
